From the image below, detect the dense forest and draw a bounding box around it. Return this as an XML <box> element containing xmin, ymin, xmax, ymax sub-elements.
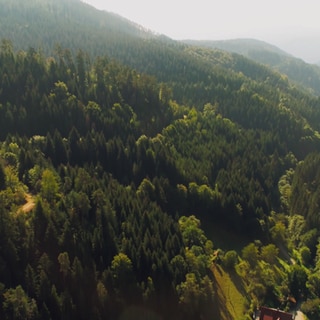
<box><xmin>185</xmin><ymin>38</ymin><xmax>320</xmax><ymax>97</ymax></box>
<box><xmin>1</xmin><ymin>0</ymin><xmax>320</xmax><ymax>319</ymax></box>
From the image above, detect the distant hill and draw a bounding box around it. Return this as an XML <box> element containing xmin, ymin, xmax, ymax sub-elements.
<box><xmin>184</xmin><ymin>38</ymin><xmax>320</xmax><ymax>96</ymax></box>
<box><xmin>2</xmin><ymin>0</ymin><xmax>319</xmax><ymax>97</ymax></box>
<box><xmin>184</xmin><ymin>38</ymin><xmax>291</xmax><ymax>59</ymax></box>
<box><xmin>0</xmin><ymin>0</ymin><xmax>155</xmax><ymax>47</ymax></box>
<box><xmin>0</xmin><ymin>0</ymin><xmax>197</xmax><ymax>82</ymax></box>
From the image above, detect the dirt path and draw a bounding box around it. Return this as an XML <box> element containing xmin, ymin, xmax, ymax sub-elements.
<box><xmin>21</xmin><ymin>193</ymin><xmax>35</xmax><ymax>213</ymax></box>
<box><xmin>294</xmin><ymin>310</ymin><xmax>305</xmax><ymax>320</ymax></box>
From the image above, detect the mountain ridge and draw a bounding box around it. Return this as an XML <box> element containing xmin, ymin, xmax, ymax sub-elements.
<box><xmin>184</xmin><ymin>38</ymin><xmax>292</xmax><ymax>58</ymax></box>
<box><xmin>2</xmin><ymin>0</ymin><xmax>319</xmax><ymax>97</ymax></box>
<box><xmin>183</xmin><ymin>38</ymin><xmax>320</xmax><ymax>96</ymax></box>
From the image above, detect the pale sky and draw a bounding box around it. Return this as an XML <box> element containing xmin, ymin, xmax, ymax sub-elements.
<box><xmin>82</xmin><ymin>0</ymin><xmax>320</xmax><ymax>62</ymax></box>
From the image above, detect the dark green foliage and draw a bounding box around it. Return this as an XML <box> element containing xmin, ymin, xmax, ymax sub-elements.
<box><xmin>288</xmin><ymin>265</ymin><xmax>308</xmax><ymax>299</ymax></box>
<box><xmin>3</xmin><ymin>285</ymin><xmax>39</xmax><ymax>320</ymax></box>
<box><xmin>0</xmin><ymin>162</ymin><xmax>5</xmax><ymax>190</ymax></box>
<box><xmin>222</xmin><ymin>250</ymin><xmax>238</xmax><ymax>269</ymax></box>
<box><xmin>301</xmin><ymin>298</ymin><xmax>320</xmax><ymax>320</ymax></box>
<box><xmin>0</xmin><ymin>4</ymin><xmax>320</xmax><ymax>317</ymax></box>
<box><xmin>242</xmin><ymin>243</ymin><xmax>259</xmax><ymax>268</ymax></box>
<box><xmin>290</xmin><ymin>153</ymin><xmax>320</xmax><ymax>229</ymax></box>
<box><xmin>0</xmin><ymin>43</ymin><xmax>317</xmax><ymax>317</ymax></box>
<box><xmin>185</xmin><ymin>38</ymin><xmax>320</xmax><ymax>96</ymax></box>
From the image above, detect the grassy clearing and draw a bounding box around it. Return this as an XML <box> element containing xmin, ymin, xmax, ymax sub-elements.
<box><xmin>211</xmin><ymin>264</ymin><xmax>250</xmax><ymax>320</ymax></box>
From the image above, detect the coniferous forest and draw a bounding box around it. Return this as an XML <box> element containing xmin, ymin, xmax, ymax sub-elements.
<box><xmin>1</xmin><ymin>1</ymin><xmax>320</xmax><ymax>319</ymax></box>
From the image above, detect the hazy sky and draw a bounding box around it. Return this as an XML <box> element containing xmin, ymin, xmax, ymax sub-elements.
<box><xmin>82</xmin><ymin>0</ymin><xmax>320</xmax><ymax>62</ymax></box>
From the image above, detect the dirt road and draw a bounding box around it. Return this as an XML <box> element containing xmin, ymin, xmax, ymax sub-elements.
<box><xmin>21</xmin><ymin>194</ymin><xmax>35</xmax><ymax>213</ymax></box>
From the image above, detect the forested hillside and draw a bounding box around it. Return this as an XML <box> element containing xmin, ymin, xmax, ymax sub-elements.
<box><xmin>1</xmin><ymin>1</ymin><xmax>320</xmax><ymax>319</ymax></box>
<box><xmin>185</xmin><ymin>39</ymin><xmax>320</xmax><ymax>96</ymax></box>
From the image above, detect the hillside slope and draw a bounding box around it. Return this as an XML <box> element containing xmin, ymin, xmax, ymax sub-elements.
<box><xmin>1</xmin><ymin>0</ymin><xmax>319</xmax><ymax>100</ymax></box>
<box><xmin>0</xmin><ymin>0</ymin><xmax>154</xmax><ymax>47</ymax></box>
<box><xmin>1</xmin><ymin>1</ymin><xmax>320</xmax><ymax>319</ymax></box>
<box><xmin>185</xmin><ymin>38</ymin><xmax>320</xmax><ymax>96</ymax></box>
<box><xmin>0</xmin><ymin>40</ymin><xmax>319</xmax><ymax>319</ymax></box>
<box><xmin>212</xmin><ymin>265</ymin><xmax>248</xmax><ymax>320</ymax></box>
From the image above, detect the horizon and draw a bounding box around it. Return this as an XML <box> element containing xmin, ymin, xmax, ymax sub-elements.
<box><xmin>82</xmin><ymin>0</ymin><xmax>320</xmax><ymax>63</ymax></box>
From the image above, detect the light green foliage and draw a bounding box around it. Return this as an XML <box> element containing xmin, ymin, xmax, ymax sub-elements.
<box><xmin>85</xmin><ymin>101</ymin><xmax>101</xmax><ymax>116</ymax></box>
<box><xmin>223</xmin><ymin>250</ymin><xmax>238</xmax><ymax>269</ymax></box>
<box><xmin>177</xmin><ymin>215</ymin><xmax>214</xmax><ymax>316</ymax></box>
<box><xmin>307</xmin><ymin>273</ymin><xmax>320</xmax><ymax>297</ymax></box>
<box><xmin>3</xmin><ymin>285</ymin><xmax>38</xmax><ymax>320</ymax></box>
<box><xmin>248</xmin><ymin>282</ymin><xmax>266</xmax><ymax>302</ymax></box>
<box><xmin>111</xmin><ymin>253</ymin><xmax>134</xmax><ymax>289</ymax></box>
<box><xmin>177</xmin><ymin>273</ymin><xmax>214</xmax><ymax>317</ymax></box>
<box><xmin>236</xmin><ymin>241</ymin><xmax>289</xmax><ymax>308</ymax></box>
<box><xmin>189</xmin><ymin>182</ymin><xmax>221</xmax><ymax>207</ymax></box>
<box><xmin>260</xmin><ymin>244</ymin><xmax>279</xmax><ymax>265</ymax></box>
<box><xmin>301</xmin><ymin>298</ymin><xmax>320</xmax><ymax>320</ymax></box>
<box><xmin>179</xmin><ymin>215</ymin><xmax>206</xmax><ymax>247</ymax></box>
<box><xmin>7</xmin><ymin>142</ymin><xmax>20</xmax><ymax>155</ymax></box>
<box><xmin>136</xmin><ymin>178</ymin><xmax>155</xmax><ymax>199</ymax></box>
<box><xmin>58</xmin><ymin>252</ymin><xmax>70</xmax><ymax>278</ymax></box>
<box><xmin>288</xmin><ymin>214</ymin><xmax>306</xmax><ymax>247</ymax></box>
<box><xmin>177</xmin><ymin>273</ymin><xmax>200</xmax><ymax>307</ymax></box>
<box><xmin>278</xmin><ymin>169</ymin><xmax>294</xmax><ymax>211</ymax></box>
<box><xmin>203</xmin><ymin>102</ymin><xmax>218</xmax><ymax>117</ymax></box>
<box><xmin>0</xmin><ymin>164</ymin><xmax>25</xmax><ymax>208</ymax></box>
<box><xmin>51</xmin><ymin>81</ymin><xmax>70</xmax><ymax>101</ymax></box>
<box><xmin>28</xmin><ymin>165</ymin><xmax>42</xmax><ymax>191</ymax></box>
<box><xmin>112</xmin><ymin>103</ymin><xmax>135</xmax><ymax>124</ymax></box>
<box><xmin>177</xmin><ymin>183</ymin><xmax>188</xmax><ymax>199</ymax></box>
<box><xmin>315</xmin><ymin>241</ymin><xmax>320</xmax><ymax>271</ymax></box>
<box><xmin>185</xmin><ymin>247</ymin><xmax>208</xmax><ymax>277</ymax></box>
<box><xmin>270</xmin><ymin>221</ymin><xmax>286</xmax><ymax>244</ymax></box>
<box><xmin>300</xmin><ymin>228</ymin><xmax>318</xmax><ymax>250</ymax></box>
<box><xmin>241</xmin><ymin>243</ymin><xmax>259</xmax><ymax>268</ymax></box>
<box><xmin>3</xmin><ymin>152</ymin><xmax>18</xmax><ymax>167</ymax></box>
<box><xmin>40</xmin><ymin>169</ymin><xmax>59</xmax><ymax>203</ymax></box>
<box><xmin>4</xmin><ymin>166</ymin><xmax>19</xmax><ymax>191</ymax></box>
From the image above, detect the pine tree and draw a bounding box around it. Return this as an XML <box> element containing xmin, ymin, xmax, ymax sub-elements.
<box><xmin>0</xmin><ymin>162</ymin><xmax>5</xmax><ymax>190</ymax></box>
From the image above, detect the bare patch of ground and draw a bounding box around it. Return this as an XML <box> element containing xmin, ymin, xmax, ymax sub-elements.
<box><xmin>21</xmin><ymin>193</ymin><xmax>35</xmax><ymax>213</ymax></box>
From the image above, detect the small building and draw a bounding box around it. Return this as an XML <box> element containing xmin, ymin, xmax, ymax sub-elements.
<box><xmin>259</xmin><ymin>306</ymin><xmax>293</xmax><ymax>320</ymax></box>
